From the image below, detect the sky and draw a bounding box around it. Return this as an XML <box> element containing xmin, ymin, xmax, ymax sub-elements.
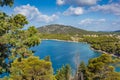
<box><xmin>0</xmin><ymin>0</ymin><xmax>120</xmax><ymax>31</ymax></box>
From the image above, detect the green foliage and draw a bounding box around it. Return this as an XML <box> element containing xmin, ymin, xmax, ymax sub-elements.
<box><xmin>7</xmin><ymin>56</ymin><xmax>55</xmax><ymax>80</ymax></box>
<box><xmin>87</xmin><ymin>54</ymin><xmax>120</xmax><ymax>80</ymax></box>
<box><xmin>82</xmin><ymin>36</ymin><xmax>120</xmax><ymax>56</ymax></box>
<box><xmin>1</xmin><ymin>1</ymin><xmax>120</xmax><ymax>79</ymax></box>
<box><xmin>44</xmin><ymin>56</ymin><xmax>51</xmax><ymax>61</ymax></box>
<box><xmin>79</xmin><ymin>62</ymin><xmax>86</xmax><ymax>72</ymax></box>
<box><xmin>55</xmin><ymin>64</ymin><xmax>71</xmax><ymax>80</ymax></box>
<box><xmin>74</xmin><ymin>54</ymin><xmax>120</xmax><ymax>80</ymax></box>
<box><xmin>0</xmin><ymin>12</ymin><xmax>40</xmax><ymax>73</ymax></box>
<box><xmin>78</xmin><ymin>61</ymin><xmax>88</xmax><ymax>80</ymax></box>
<box><xmin>0</xmin><ymin>0</ymin><xmax>14</xmax><ymax>7</ymax></box>
<box><xmin>65</xmin><ymin>64</ymin><xmax>71</xmax><ymax>80</ymax></box>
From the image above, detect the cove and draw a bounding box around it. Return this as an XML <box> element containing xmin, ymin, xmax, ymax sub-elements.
<box><xmin>32</xmin><ymin>40</ymin><xmax>120</xmax><ymax>73</ymax></box>
<box><xmin>31</xmin><ymin>40</ymin><xmax>101</xmax><ymax>73</ymax></box>
<box><xmin>1</xmin><ymin>40</ymin><xmax>120</xmax><ymax>78</ymax></box>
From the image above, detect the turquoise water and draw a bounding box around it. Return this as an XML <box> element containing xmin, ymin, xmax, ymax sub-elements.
<box><xmin>31</xmin><ymin>40</ymin><xmax>101</xmax><ymax>73</ymax></box>
<box><xmin>1</xmin><ymin>40</ymin><xmax>120</xmax><ymax>78</ymax></box>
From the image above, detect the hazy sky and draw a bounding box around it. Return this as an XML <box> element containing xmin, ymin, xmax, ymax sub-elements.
<box><xmin>0</xmin><ymin>0</ymin><xmax>120</xmax><ymax>31</ymax></box>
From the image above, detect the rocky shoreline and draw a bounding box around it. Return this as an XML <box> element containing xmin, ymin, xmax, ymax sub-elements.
<box><xmin>42</xmin><ymin>39</ymin><xmax>79</xmax><ymax>43</ymax></box>
<box><xmin>91</xmin><ymin>47</ymin><xmax>120</xmax><ymax>58</ymax></box>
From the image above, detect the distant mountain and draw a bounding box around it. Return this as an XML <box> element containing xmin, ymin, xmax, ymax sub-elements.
<box><xmin>114</xmin><ymin>30</ymin><xmax>120</xmax><ymax>32</ymax></box>
<box><xmin>38</xmin><ymin>24</ymin><xmax>95</xmax><ymax>35</ymax></box>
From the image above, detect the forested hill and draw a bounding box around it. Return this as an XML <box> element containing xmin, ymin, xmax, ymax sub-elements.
<box><xmin>114</xmin><ymin>30</ymin><xmax>120</xmax><ymax>32</ymax></box>
<box><xmin>114</xmin><ymin>30</ymin><xmax>120</xmax><ymax>34</ymax></box>
<box><xmin>37</xmin><ymin>24</ymin><xmax>96</xmax><ymax>35</ymax></box>
<box><xmin>38</xmin><ymin>24</ymin><xmax>120</xmax><ymax>35</ymax></box>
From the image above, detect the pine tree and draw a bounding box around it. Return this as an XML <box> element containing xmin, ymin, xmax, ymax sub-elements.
<box><xmin>87</xmin><ymin>54</ymin><xmax>120</xmax><ymax>80</ymax></box>
<box><xmin>0</xmin><ymin>12</ymin><xmax>40</xmax><ymax>73</ymax></box>
<box><xmin>8</xmin><ymin>56</ymin><xmax>56</xmax><ymax>80</ymax></box>
<box><xmin>55</xmin><ymin>64</ymin><xmax>71</xmax><ymax>80</ymax></box>
<box><xmin>0</xmin><ymin>0</ymin><xmax>14</xmax><ymax>7</ymax></box>
<box><xmin>44</xmin><ymin>56</ymin><xmax>51</xmax><ymax>61</ymax></box>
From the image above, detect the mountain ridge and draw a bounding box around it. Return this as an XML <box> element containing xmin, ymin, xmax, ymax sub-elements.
<box><xmin>37</xmin><ymin>24</ymin><xmax>96</xmax><ymax>35</ymax></box>
<box><xmin>37</xmin><ymin>24</ymin><xmax>120</xmax><ymax>35</ymax></box>
<box><xmin>114</xmin><ymin>30</ymin><xmax>120</xmax><ymax>32</ymax></box>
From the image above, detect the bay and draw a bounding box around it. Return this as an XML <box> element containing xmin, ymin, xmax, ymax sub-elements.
<box><xmin>31</xmin><ymin>40</ymin><xmax>101</xmax><ymax>73</ymax></box>
<box><xmin>1</xmin><ymin>40</ymin><xmax>120</xmax><ymax>78</ymax></box>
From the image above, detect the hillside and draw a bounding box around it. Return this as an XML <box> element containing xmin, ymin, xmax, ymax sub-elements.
<box><xmin>114</xmin><ymin>30</ymin><xmax>120</xmax><ymax>32</ymax></box>
<box><xmin>114</xmin><ymin>30</ymin><xmax>120</xmax><ymax>34</ymax></box>
<box><xmin>38</xmin><ymin>24</ymin><xmax>120</xmax><ymax>35</ymax></box>
<box><xmin>38</xmin><ymin>24</ymin><xmax>95</xmax><ymax>35</ymax></box>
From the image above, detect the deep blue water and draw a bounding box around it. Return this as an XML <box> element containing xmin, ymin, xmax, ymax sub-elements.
<box><xmin>1</xmin><ymin>40</ymin><xmax>120</xmax><ymax>78</ymax></box>
<box><xmin>32</xmin><ymin>40</ymin><xmax>101</xmax><ymax>73</ymax></box>
<box><xmin>32</xmin><ymin>40</ymin><xmax>120</xmax><ymax>73</ymax></box>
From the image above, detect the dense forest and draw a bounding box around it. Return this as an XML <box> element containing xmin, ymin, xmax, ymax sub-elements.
<box><xmin>81</xmin><ymin>36</ymin><xmax>120</xmax><ymax>57</ymax></box>
<box><xmin>1</xmin><ymin>0</ymin><xmax>120</xmax><ymax>80</ymax></box>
